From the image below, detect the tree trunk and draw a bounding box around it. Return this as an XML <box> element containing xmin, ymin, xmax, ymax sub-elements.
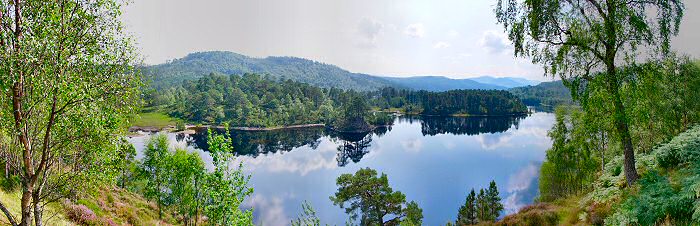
<box><xmin>606</xmin><ymin>67</ymin><xmax>639</xmax><ymax>185</ymax></box>
<box><xmin>33</xmin><ymin>201</ymin><xmax>42</xmax><ymax>226</ymax></box>
<box><xmin>20</xmin><ymin>184</ymin><xmax>32</xmax><ymax>226</ymax></box>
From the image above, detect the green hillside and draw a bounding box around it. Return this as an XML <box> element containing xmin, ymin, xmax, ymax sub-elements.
<box><xmin>143</xmin><ymin>51</ymin><xmax>396</xmax><ymax>91</ymax></box>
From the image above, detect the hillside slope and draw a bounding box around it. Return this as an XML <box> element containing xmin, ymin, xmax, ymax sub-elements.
<box><xmin>382</xmin><ymin>76</ymin><xmax>507</xmax><ymax>91</ymax></box>
<box><xmin>144</xmin><ymin>51</ymin><xmax>536</xmax><ymax>92</ymax></box>
<box><xmin>471</xmin><ymin>76</ymin><xmax>540</xmax><ymax>88</ymax></box>
<box><xmin>144</xmin><ymin>51</ymin><xmax>395</xmax><ymax>91</ymax></box>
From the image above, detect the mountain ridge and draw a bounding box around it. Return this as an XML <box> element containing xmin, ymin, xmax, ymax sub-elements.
<box><xmin>144</xmin><ymin>51</ymin><xmax>540</xmax><ymax>91</ymax></box>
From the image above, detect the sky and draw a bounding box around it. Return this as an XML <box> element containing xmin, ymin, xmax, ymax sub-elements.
<box><xmin>122</xmin><ymin>0</ymin><xmax>700</xmax><ymax>81</ymax></box>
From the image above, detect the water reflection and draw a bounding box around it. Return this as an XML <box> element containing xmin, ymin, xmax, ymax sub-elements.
<box><xmin>127</xmin><ymin>113</ymin><xmax>549</xmax><ymax>225</ymax></box>
<box><xmin>410</xmin><ymin>115</ymin><xmax>525</xmax><ymax>136</ymax></box>
<box><xmin>330</xmin><ymin>132</ymin><xmax>373</xmax><ymax>167</ymax></box>
<box><xmin>185</xmin><ymin>115</ymin><xmax>525</xmax><ymax>161</ymax></box>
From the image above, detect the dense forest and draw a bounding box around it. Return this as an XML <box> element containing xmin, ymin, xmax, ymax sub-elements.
<box><xmin>148</xmin><ymin>73</ymin><xmax>528</xmax><ymax>128</ymax></box>
<box><xmin>508</xmin><ymin>80</ymin><xmax>574</xmax><ymax>107</ymax></box>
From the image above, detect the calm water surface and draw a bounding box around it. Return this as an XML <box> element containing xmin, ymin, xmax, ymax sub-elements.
<box><xmin>128</xmin><ymin>112</ymin><xmax>554</xmax><ymax>225</ymax></box>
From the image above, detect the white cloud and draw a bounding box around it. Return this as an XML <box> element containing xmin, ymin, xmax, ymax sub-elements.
<box><xmin>357</xmin><ymin>18</ymin><xmax>384</xmax><ymax>47</ymax></box>
<box><xmin>447</xmin><ymin>29</ymin><xmax>459</xmax><ymax>38</ymax></box>
<box><xmin>231</xmin><ymin>140</ymin><xmax>339</xmax><ymax>176</ymax></box>
<box><xmin>400</xmin><ymin>138</ymin><xmax>423</xmax><ymax>153</ymax></box>
<box><xmin>433</xmin><ymin>41</ymin><xmax>450</xmax><ymax>49</ymax></box>
<box><xmin>404</xmin><ymin>23</ymin><xmax>425</xmax><ymax>38</ymax></box>
<box><xmin>480</xmin><ymin>30</ymin><xmax>511</xmax><ymax>54</ymax></box>
<box><xmin>503</xmin><ymin>163</ymin><xmax>540</xmax><ymax>214</ymax></box>
<box><xmin>246</xmin><ymin>194</ymin><xmax>289</xmax><ymax>226</ymax></box>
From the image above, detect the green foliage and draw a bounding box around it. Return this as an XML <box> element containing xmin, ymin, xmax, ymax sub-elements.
<box><xmin>144</xmin><ymin>51</ymin><xmax>394</xmax><ymax>91</ymax></box>
<box><xmin>141</xmin><ymin>134</ymin><xmax>170</xmax><ymax>219</ymax></box>
<box><xmin>508</xmin><ymin>80</ymin><xmax>574</xmax><ymax>107</ymax></box>
<box><xmin>330</xmin><ymin>168</ymin><xmax>423</xmax><ymax>225</ymax></box>
<box><xmin>655</xmin><ymin>122</ymin><xmax>700</xmax><ymax>169</ymax></box>
<box><xmin>132</xmin><ymin>112</ymin><xmax>178</xmax><ymax>129</ymax></box>
<box><xmin>539</xmin><ymin>106</ymin><xmax>599</xmax><ymax>201</ymax></box>
<box><xmin>376</xmin><ymin>87</ymin><xmax>527</xmax><ymax>116</ymax></box>
<box><xmin>0</xmin><ymin>0</ymin><xmax>142</xmax><ymax>224</ymax></box>
<box><xmin>166</xmin><ymin>148</ymin><xmax>206</xmax><ymax>224</ymax></box>
<box><xmin>114</xmin><ymin>139</ymin><xmax>137</xmax><ymax>189</ymax></box>
<box><xmin>495</xmin><ymin>0</ymin><xmax>686</xmax><ymax>185</ymax></box>
<box><xmin>456</xmin><ymin>181</ymin><xmax>503</xmax><ymax>225</ymax></box>
<box><xmin>457</xmin><ymin>189</ymin><xmax>477</xmax><ymax>225</ymax></box>
<box><xmin>485</xmin><ymin>181</ymin><xmax>504</xmax><ymax>221</ymax></box>
<box><xmin>291</xmin><ymin>201</ymin><xmax>323</xmax><ymax>226</ymax></box>
<box><xmin>152</xmin><ymin>73</ymin><xmax>527</xmax><ymax>128</ymax></box>
<box><xmin>204</xmin><ymin>128</ymin><xmax>254</xmax><ymax>225</ymax></box>
<box><xmin>606</xmin><ymin>171</ymin><xmax>694</xmax><ymax>226</ymax></box>
<box><xmin>133</xmin><ymin>130</ymin><xmax>254</xmax><ymax>225</ymax></box>
<box><xmin>579</xmin><ymin>125</ymin><xmax>700</xmax><ymax>225</ymax></box>
<box><xmin>402</xmin><ymin>201</ymin><xmax>423</xmax><ymax>226</ymax></box>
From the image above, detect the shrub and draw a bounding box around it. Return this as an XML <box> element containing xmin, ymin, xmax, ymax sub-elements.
<box><xmin>497</xmin><ymin>203</ymin><xmax>559</xmax><ymax>226</ymax></box>
<box><xmin>655</xmin><ymin>125</ymin><xmax>700</xmax><ymax>169</ymax></box>
<box><xmin>605</xmin><ymin>171</ymin><xmax>694</xmax><ymax>225</ymax></box>
<box><xmin>65</xmin><ymin>203</ymin><xmax>98</xmax><ymax>225</ymax></box>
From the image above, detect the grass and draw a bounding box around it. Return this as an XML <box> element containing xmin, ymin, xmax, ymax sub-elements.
<box><xmin>0</xmin><ymin>189</ymin><xmax>72</xmax><ymax>225</ymax></box>
<box><xmin>131</xmin><ymin>112</ymin><xmax>179</xmax><ymax>129</ymax></box>
<box><xmin>493</xmin><ymin>195</ymin><xmax>586</xmax><ymax>226</ymax></box>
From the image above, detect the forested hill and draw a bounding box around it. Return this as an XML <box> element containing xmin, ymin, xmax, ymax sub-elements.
<box><xmin>508</xmin><ymin>80</ymin><xmax>574</xmax><ymax>106</ymax></box>
<box><xmin>144</xmin><ymin>51</ymin><xmax>536</xmax><ymax>91</ymax></box>
<box><xmin>382</xmin><ymin>76</ymin><xmax>507</xmax><ymax>91</ymax></box>
<box><xmin>144</xmin><ymin>51</ymin><xmax>396</xmax><ymax>91</ymax></box>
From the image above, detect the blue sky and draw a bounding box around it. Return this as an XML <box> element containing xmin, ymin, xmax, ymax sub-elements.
<box><xmin>122</xmin><ymin>0</ymin><xmax>700</xmax><ymax>81</ymax></box>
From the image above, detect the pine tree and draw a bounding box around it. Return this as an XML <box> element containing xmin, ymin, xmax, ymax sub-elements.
<box><xmin>475</xmin><ymin>189</ymin><xmax>487</xmax><ymax>223</ymax></box>
<box><xmin>457</xmin><ymin>189</ymin><xmax>477</xmax><ymax>225</ymax></box>
<box><xmin>485</xmin><ymin>180</ymin><xmax>504</xmax><ymax>221</ymax></box>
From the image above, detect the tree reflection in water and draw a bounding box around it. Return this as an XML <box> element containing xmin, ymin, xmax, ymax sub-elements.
<box><xmin>330</xmin><ymin>131</ymin><xmax>373</xmax><ymax>167</ymax></box>
<box><xmin>400</xmin><ymin>115</ymin><xmax>525</xmax><ymax>136</ymax></box>
<box><xmin>185</xmin><ymin>115</ymin><xmax>523</xmax><ymax>166</ymax></box>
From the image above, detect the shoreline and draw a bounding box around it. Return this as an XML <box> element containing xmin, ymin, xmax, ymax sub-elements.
<box><xmin>129</xmin><ymin>111</ymin><xmax>528</xmax><ymax>133</ymax></box>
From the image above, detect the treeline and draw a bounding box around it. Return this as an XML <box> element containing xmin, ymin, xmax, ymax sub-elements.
<box><xmin>508</xmin><ymin>80</ymin><xmax>574</xmax><ymax>107</ymax></box>
<box><xmin>375</xmin><ymin>87</ymin><xmax>528</xmax><ymax>116</ymax></box>
<box><xmin>147</xmin><ymin>73</ymin><xmax>528</xmax><ymax>127</ymax></box>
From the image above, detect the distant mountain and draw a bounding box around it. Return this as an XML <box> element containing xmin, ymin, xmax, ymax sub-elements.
<box><xmin>471</xmin><ymin>76</ymin><xmax>540</xmax><ymax>88</ymax></box>
<box><xmin>382</xmin><ymin>76</ymin><xmax>507</xmax><ymax>91</ymax></box>
<box><xmin>508</xmin><ymin>80</ymin><xmax>574</xmax><ymax>106</ymax></box>
<box><xmin>144</xmin><ymin>51</ymin><xmax>536</xmax><ymax>91</ymax></box>
<box><xmin>144</xmin><ymin>51</ymin><xmax>395</xmax><ymax>91</ymax></box>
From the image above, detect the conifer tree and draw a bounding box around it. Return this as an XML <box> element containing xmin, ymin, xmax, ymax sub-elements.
<box><xmin>457</xmin><ymin>189</ymin><xmax>477</xmax><ymax>225</ymax></box>
<box><xmin>485</xmin><ymin>180</ymin><xmax>504</xmax><ymax>221</ymax></box>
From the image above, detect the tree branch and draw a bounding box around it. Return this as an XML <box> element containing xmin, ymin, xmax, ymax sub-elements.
<box><xmin>0</xmin><ymin>200</ymin><xmax>18</xmax><ymax>226</ymax></box>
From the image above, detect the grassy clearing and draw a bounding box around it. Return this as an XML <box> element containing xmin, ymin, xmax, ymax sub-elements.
<box><xmin>131</xmin><ymin>112</ymin><xmax>178</xmax><ymax>129</ymax></box>
<box><xmin>0</xmin><ymin>190</ymin><xmax>72</xmax><ymax>225</ymax></box>
<box><xmin>0</xmin><ymin>187</ymin><xmax>172</xmax><ymax>226</ymax></box>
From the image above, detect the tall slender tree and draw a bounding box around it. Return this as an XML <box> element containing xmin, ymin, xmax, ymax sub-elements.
<box><xmin>485</xmin><ymin>181</ymin><xmax>503</xmax><ymax>221</ymax></box>
<box><xmin>457</xmin><ymin>189</ymin><xmax>477</xmax><ymax>225</ymax></box>
<box><xmin>0</xmin><ymin>0</ymin><xmax>141</xmax><ymax>225</ymax></box>
<box><xmin>495</xmin><ymin>0</ymin><xmax>685</xmax><ymax>185</ymax></box>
